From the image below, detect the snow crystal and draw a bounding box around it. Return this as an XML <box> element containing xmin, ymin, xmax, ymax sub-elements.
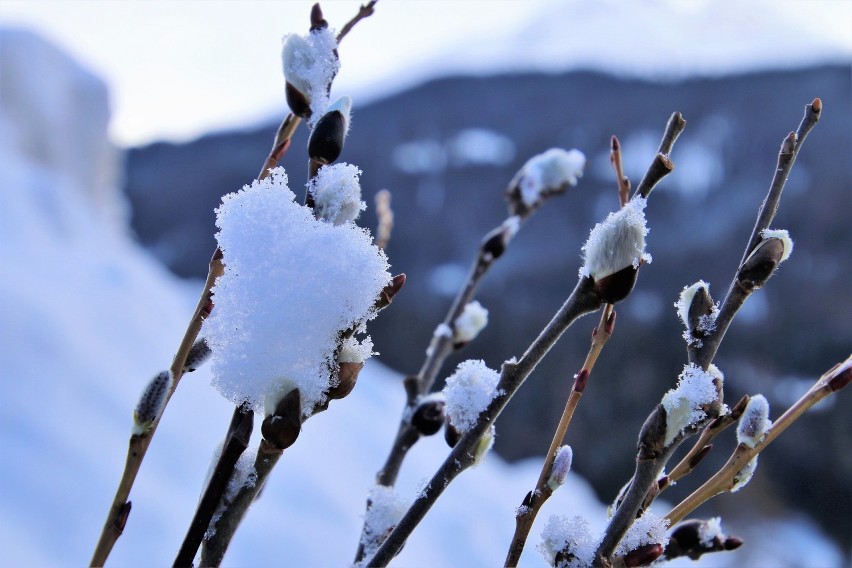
<box><xmin>661</xmin><ymin>364</ymin><xmax>722</xmax><ymax>446</ymax></box>
<box><xmin>538</xmin><ymin>515</ymin><xmax>597</xmax><ymax>568</ymax></box>
<box><xmin>675</xmin><ymin>281</ymin><xmax>718</xmax><ymax>347</ymax></box>
<box><xmin>442</xmin><ymin>360</ymin><xmax>503</xmax><ymax>432</ymax></box>
<box><xmin>761</xmin><ymin>228</ymin><xmax>794</xmax><ymax>263</ymax></box>
<box><xmin>308</xmin><ymin>163</ymin><xmax>365</xmax><ymax>225</ymax></box>
<box><xmin>699</xmin><ymin>517</ymin><xmax>724</xmax><ymax>547</ymax></box>
<box><xmin>580</xmin><ymin>195</ymin><xmax>651</xmax><ymax>280</ymax></box>
<box><xmin>731</xmin><ymin>455</ymin><xmax>759</xmax><ymax>492</ymax></box>
<box><xmin>338</xmin><ymin>335</ymin><xmax>374</xmax><ymax>364</ymax></box>
<box><xmin>360</xmin><ymin>485</ymin><xmax>410</xmax><ymax>563</ymax></box>
<box><xmin>737</xmin><ymin>394</ymin><xmax>770</xmax><ymax>448</ymax></box>
<box><xmin>281</xmin><ymin>27</ymin><xmax>340</xmax><ymax>121</ymax></box>
<box><xmin>615</xmin><ymin>511</ymin><xmax>669</xmax><ymax>557</ymax></box>
<box><xmin>453</xmin><ymin>301</ymin><xmax>489</xmax><ymax>343</ymax></box>
<box><xmin>547</xmin><ymin>445</ymin><xmax>573</xmax><ymax>491</ymax></box>
<box><xmin>204</xmin><ymin>167</ymin><xmax>390</xmax><ymax>417</ymax></box>
<box><xmin>517</xmin><ymin>148</ymin><xmax>586</xmax><ymax>207</ymax></box>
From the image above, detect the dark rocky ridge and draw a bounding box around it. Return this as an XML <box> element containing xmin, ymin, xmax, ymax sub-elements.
<box><xmin>125</xmin><ymin>65</ymin><xmax>851</xmax><ymax>549</ymax></box>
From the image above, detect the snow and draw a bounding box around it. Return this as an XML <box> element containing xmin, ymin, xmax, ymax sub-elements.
<box><xmin>359</xmin><ymin>485</ymin><xmax>411</xmax><ymax>564</ymax></box>
<box><xmin>539</xmin><ymin>514</ymin><xmax>597</xmax><ymax>568</ymax></box>
<box><xmin>453</xmin><ymin>301</ymin><xmax>489</xmax><ymax>344</ymax></box>
<box><xmin>515</xmin><ymin>148</ymin><xmax>586</xmax><ymax>208</ymax></box>
<box><xmin>308</xmin><ymin>162</ymin><xmax>366</xmax><ymax>226</ymax></box>
<box><xmin>699</xmin><ymin>517</ymin><xmax>724</xmax><ymax>547</ymax></box>
<box><xmin>661</xmin><ymin>364</ymin><xmax>722</xmax><ymax>447</ymax></box>
<box><xmin>761</xmin><ymin>228</ymin><xmax>794</xmax><ymax>263</ymax></box>
<box><xmin>580</xmin><ymin>196</ymin><xmax>651</xmax><ymax>280</ymax></box>
<box><xmin>0</xmin><ymin>28</ymin><xmax>846</xmax><ymax>568</ymax></box>
<box><xmin>204</xmin><ymin>166</ymin><xmax>390</xmax><ymax>417</ymax></box>
<box><xmin>442</xmin><ymin>360</ymin><xmax>503</xmax><ymax>432</ymax></box>
<box><xmin>674</xmin><ymin>281</ymin><xmax>718</xmax><ymax>347</ymax></box>
<box><xmin>737</xmin><ymin>394</ymin><xmax>771</xmax><ymax>448</ymax></box>
<box><xmin>614</xmin><ymin>510</ymin><xmax>669</xmax><ymax>557</ymax></box>
<box><xmin>281</xmin><ymin>26</ymin><xmax>340</xmax><ymax>121</ymax></box>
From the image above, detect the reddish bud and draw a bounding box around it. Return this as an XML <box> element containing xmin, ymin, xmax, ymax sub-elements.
<box><xmin>623</xmin><ymin>543</ymin><xmax>664</xmax><ymax>567</ymax></box>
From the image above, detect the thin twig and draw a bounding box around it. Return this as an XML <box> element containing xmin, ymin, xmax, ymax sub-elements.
<box><xmin>633</xmin><ymin>112</ymin><xmax>686</xmax><ymax>199</ymax></box>
<box><xmin>374</xmin><ymin>189</ymin><xmax>394</xmax><ymax>250</ymax></box>
<box><xmin>665</xmin><ymin>355</ymin><xmax>850</xmax><ymax>525</ymax></box>
<box><xmin>91</xmin><ymin>250</ymin><xmax>223</xmax><ymax>567</ymax></box>
<box><xmin>337</xmin><ymin>1</ymin><xmax>378</xmax><ymax>42</ymax></box>
<box><xmin>504</xmin><ymin>305</ymin><xmax>615</xmax><ymax>567</ymax></box>
<box><xmin>367</xmin><ymin>277</ymin><xmax>603</xmax><ymax>566</ymax></box>
<box><xmin>610</xmin><ymin>136</ymin><xmax>631</xmax><ymax>208</ymax></box>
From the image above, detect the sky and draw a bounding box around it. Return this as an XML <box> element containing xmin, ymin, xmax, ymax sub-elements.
<box><xmin>1</xmin><ymin>0</ymin><xmax>850</xmax><ymax>147</ymax></box>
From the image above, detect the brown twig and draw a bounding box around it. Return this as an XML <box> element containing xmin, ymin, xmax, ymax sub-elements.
<box><xmin>610</xmin><ymin>136</ymin><xmax>631</xmax><ymax>208</ymax></box>
<box><xmin>91</xmin><ymin>249</ymin><xmax>223</xmax><ymax>567</ymax></box>
<box><xmin>633</xmin><ymin>112</ymin><xmax>686</xmax><ymax>199</ymax></box>
<box><xmin>665</xmin><ymin>355</ymin><xmax>850</xmax><ymax>525</ymax></box>
<box><xmin>374</xmin><ymin>189</ymin><xmax>394</xmax><ymax>250</ymax></box>
<box><xmin>337</xmin><ymin>1</ymin><xmax>378</xmax><ymax>42</ymax></box>
<box><xmin>504</xmin><ymin>305</ymin><xmax>615</xmax><ymax>567</ymax></box>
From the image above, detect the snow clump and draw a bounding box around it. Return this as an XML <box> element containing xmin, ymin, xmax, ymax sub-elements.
<box><xmin>359</xmin><ymin>485</ymin><xmax>410</xmax><ymax>564</ymax></box>
<box><xmin>453</xmin><ymin>300</ymin><xmax>489</xmax><ymax>344</ymax></box>
<box><xmin>760</xmin><ymin>228</ymin><xmax>794</xmax><ymax>263</ymax></box>
<box><xmin>661</xmin><ymin>363</ymin><xmax>722</xmax><ymax>446</ymax></box>
<box><xmin>204</xmin><ymin>167</ymin><xmax>390</xmax><ymax>417</ymax></box>
<box><xmin>538</xmin><ymin>514</ymin><xmax>597</xmax><ymax>568</ymax></box>
<box><xmin>281</xmin><ymin>26</ymin><xmax>340</xmax><ymax>120</ymax></box>
<box><xmin>614</xmin><ymin>510</ymin><xmax>670</xmax><ymax>557</ymax></box>
<box><xmin>442</xmin><ymin>359</ymin><xmax>503</xmax><ymax>432</ymax></box>
<box><xmin>308</xmin><ymin>162</ymin><xmax>365</xmax><ymax>225</ymax></box>
<box><xmin>675</xmin><ymin>280</ymin><xmax>718</xmax><ymax>346</ymax></box>
<box><xmin>516</xmin><ymin>148</ymin><xmax>586</xmax><ymax>207</ymax></box>
<box><xmin>580</xmin><ymin>196</ymin><xmax>651</xmax><ymax>280</ymax></box>
<box><xmin>737</xmin><ymin>394</ymin><xmax>770</xmax><ymax>448</ymax></box>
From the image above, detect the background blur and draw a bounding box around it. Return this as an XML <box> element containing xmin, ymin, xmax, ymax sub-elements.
<box><xmin>1</xmin><ymin>0</ymin><xmax>850</xmax><ymax>565</ymax></box>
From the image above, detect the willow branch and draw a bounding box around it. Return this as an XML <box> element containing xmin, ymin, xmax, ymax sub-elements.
<box><xmin>665</xmin><ymin>355</ymin><xmax>850</xmax><ymax>525</ymax></box>
<box><xmin>504</xmin><ymin>305</ymin><xmax>615</xmax><ymax>567</ymax></box>
<box><xmin>633</xmin><ymin>112</ymin><xmax>686</xmax><ymax>199</ymax></box>
<box><xmin>91</xmin><ymin>250</ymin><xmax>223</xmax><ymax>567</ymax></box>
<box><xmin>366</xmin><ymin>277</ymin><xmax>603</xmax><ymax>566</ymax></box>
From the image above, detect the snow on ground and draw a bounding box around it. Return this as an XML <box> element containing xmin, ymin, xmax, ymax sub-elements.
<box><xmin>0</xmin><ymin>29</ymin><xmax>845</xmax><ymax>567</ymax></box>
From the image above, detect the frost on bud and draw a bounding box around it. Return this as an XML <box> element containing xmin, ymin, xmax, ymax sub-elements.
<box><xmin>737</xmin><ymin>233</ymin><xmax>788</xmax><ymax>290</ymax></box>
<box><xmin>453</xmin><ymin>301</ymin><xmax>489</xmax><ymax>347</ymax></box>
<box><xmin>731</xmin><ymin>455</ymin><xmax>758</xmax><ymax>492</ymax></box>
<box><xmin>471</xmin><ymin>424</ymin><xmax>495</xmax><ymax>467</ymax></box>
<box><xmin>675</xmin><ymin>281</ymin><xmax>718</xmax><ymax>347</ymax></box>
<box><xmin>360</xmin><ymin>485</ymin><xmax>410</xmax><ymax>562</ymax></box>
<box><xmin>506</xmin><ymin>148</ymin><xmax>586</xmax><ymax>217</ymax></box>
<box><xmin>736</xmin><ymin>394</ymin><xmax>770</xmax><ymax>448</ymax></box>
<box><xmin>308</xmin><ymin>96</ymin><xmax>352</xmax><ymax>165</ymax></box>
<box><xmin>660</xmin><ymin>364</ymin><xmax>723</xmax><ymax>447</ymax></box>
<box><xmin>546</xmin><ymin>445</ymin><xmax>573</xmax><ymax>492</ymax></box>
<box><xmin>308</xmin><ymin>162</ymin><xmax>365</xmax><ymax>225</ymax></box>
<box><xmin>580</xmin><ymin>196</ymin><xmax>651</xmax><ymax>304</ymax></box>
<box><xmin>760</xmin><ymin>229</ymin><xmax>793</xmax><ymax>263</ymax></box>
<box><xmin>442</xmin><ymin>360</ymin><xmax>503</xmax><ymax>433</ymax></box>
<box><xmin>132</xmin><ymin>370</ymin><xmax>172</xmax><ymax>435</ymax></box>
<box><xmin>261</xmin><ymin>388</ymin><xmax>302</xmax><ymax>450</ymax></box>
<box><xmin>326</xmin><ymin>361</ymin><xmax>363</xmax><ymax>401</ymax></box>
<box><xmin>281</xmin><ymin>26</ymin><xmax>340</xmax><ymax>119</ymax></box>
<box><xmin>539</xmin><ymin>515</ymin><xmax>596</xmax><ymax>568</ymax></box>
<box><xmin>411</xmin><ymin>393</ymin><xmax>446</xmax><ymax>436</ymax></box>
<box><xmin>615</xmin><ymin>511</ymin><xmax>670</xmax><ymax>559</ymax></box>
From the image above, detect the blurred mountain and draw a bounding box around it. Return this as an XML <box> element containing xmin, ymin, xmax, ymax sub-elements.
<box><xmin>125</xmin><ymin>65</ymin><xmax>852</xmax><ymax>550</ymax></box>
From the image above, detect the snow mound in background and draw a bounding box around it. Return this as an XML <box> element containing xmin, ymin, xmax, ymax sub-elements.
<box><xmin>0</xmin><ymin>29</ymin><xmax>844</xmax><ymax>567</ymax></box>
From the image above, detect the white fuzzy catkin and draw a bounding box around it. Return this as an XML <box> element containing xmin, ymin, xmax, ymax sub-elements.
<box><xmin>699</xmin><ymin>517</ymin><xmax>725</xmax><ymax>547</ymax></box>
<box><xmin>731</xmin><ymin>455</ymin><xmax>759</xmax><ymax>492</ymax></box>
<box><xmin>516</xmin><ymin>148</ymin><xmax>586</xmax><ymax>206</ymax></box>
<box><xmin>760</xmin><ymin>228</ymin><xmax>794</xmax><ymax>263</ymax></box>
<box><xmin>281</xmin><ymin>27</ymin><xmax>340</xmax><ymax>120</ymax></box>
<box><xmin>580</xmin><ymin>195</ymin><xmax>651</xmax><ymax>280</ymax></box>
<box><xmin>308</xmin><ymin>163</ymin><xmax>366</xmax><ymax>225</ymax></box>
<box><xmin>443</xmin><ymin>360</ymin><xmax>503</xmax><ymax>432</ymax></box>
<box><xmin>547</xmin><ymin>445</ymin><xmax>573</xmax><ymax>491</ymax></box>
<box><xmin>453</xmin><ymin>301</ymin><xmax>489</xmax><ymax>343</ymax></box>
<box><xmin>204</xmin><ymin>167</ymin><xmax>390</xmax><ymax>417</ymax></box>
<box><xmin>661</xmin><ymin>364</ymin><xmax>722</xmax><ymax>446</ymax></box>
<box><xmin>359</xmin><ymin>485</ymin><xmax>410</xmax><ymax>564</ymax></box>
<box><xmin>737</xmin><ymin>394</ymin><xmax>770</xmax><ymax>448</ymax></box>
<box><xmin>132</xmin><ymin>370</ymin><xmax>172</xmax><ymax>435</ymax></box>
